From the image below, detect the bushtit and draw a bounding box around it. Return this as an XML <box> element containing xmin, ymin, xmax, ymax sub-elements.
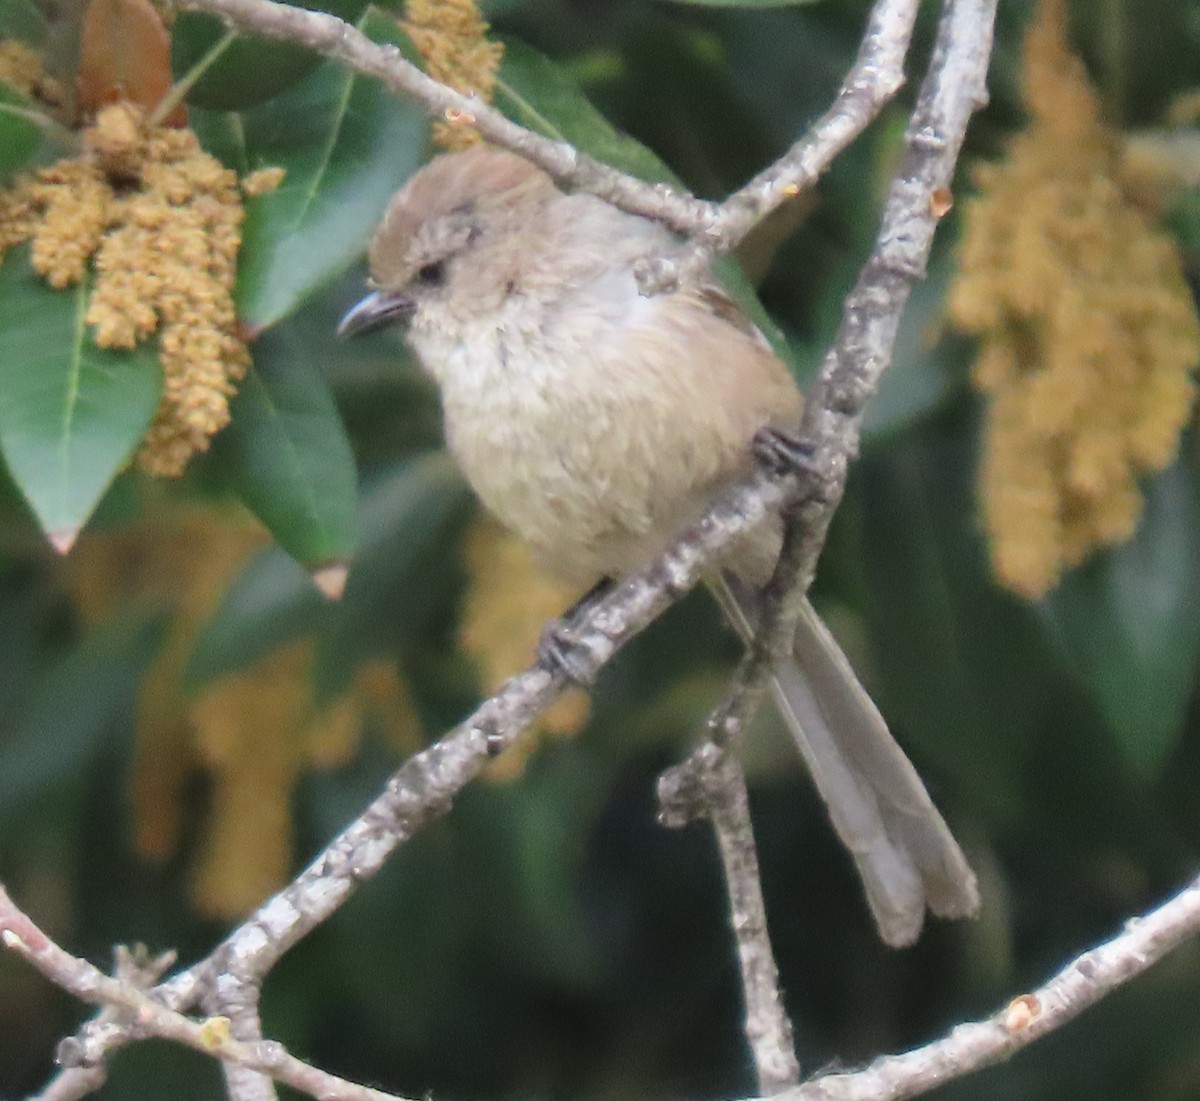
<box><xmin>340</xmin><ymin>147</ymin><xmax>978</xmax><ymax>946</ymax></box>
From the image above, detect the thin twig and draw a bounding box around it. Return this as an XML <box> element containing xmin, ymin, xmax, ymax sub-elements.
<box><xmin>660</xmin><ymin>746</ymin><xmax>800</xmax><ymax>1094</ymax></box>
<box><xmin>33</xmin><ymin>458</ymin><xmax>802</xmax><ymax>1096</ymax></box>
<box><xmin>653</xmin><ymin>0</ymin><xmax>997</xmax><ymax>1074</ymax></box>
<box><xmin>0</xmin><ymin>885</ymin><xmax>408</xmax><ymax>1101</ymax></box>
<box><xmin>642</xmin><ymin>0</ymin><xmax>919</xmax><ymax>291</ymax></box>
<box><xmin>711</xmin><ymin>0</ymin><xmax>917</xmax><ymax>244</ymax></box>
<box><xmin>170</xmin><ymin>0</ymin><xmax>917</xmax><ymax>257</ymax></box>
<box><xmin>783</xmin><ymin>872</ymin><xmax>1200</xmax><ymax>1101</ymax></box>
<box><xmin>34</xmin><ymin>451</ymin><xmax>810</xmax><ymax>1101</ymax></box>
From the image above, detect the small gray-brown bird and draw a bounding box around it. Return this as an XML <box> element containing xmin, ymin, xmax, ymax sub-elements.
<box><xmin>340</xmin><ymin>146</ymin><xmax>978</xmax><ymax>946</ymax></box>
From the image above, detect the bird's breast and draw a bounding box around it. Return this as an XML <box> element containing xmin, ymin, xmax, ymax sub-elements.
<box><xmin>413</xmin><ymin>281</ymin><xmax>794</xmax><ymax>588</ymax></box>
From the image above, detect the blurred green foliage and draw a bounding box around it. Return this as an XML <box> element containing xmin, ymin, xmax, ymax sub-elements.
<box><xmin>2</xmin><ymin>1</ymin><xmax>1200</xmax><ymax>1100</ymax></box>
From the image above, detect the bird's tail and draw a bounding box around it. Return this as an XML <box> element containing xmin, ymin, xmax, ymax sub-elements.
<box><xmin>712</xmin><ymin>575</ymin><xmax>979</xmax><ymax>947</ymax></box>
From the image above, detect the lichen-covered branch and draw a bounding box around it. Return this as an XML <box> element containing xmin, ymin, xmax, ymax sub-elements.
<box><xmin>652</xmin><ymin>0</ymin><xmax>997</xmax><ymax>1073</ymax></box>
<box><xmin>33</xmin><ymin>460</ymin><xmax>801</xmax><ymax>1100</ymax></box>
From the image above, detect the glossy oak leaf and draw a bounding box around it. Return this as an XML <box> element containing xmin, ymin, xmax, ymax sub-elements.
<box><xmin>171</xmin><ymin>0</ymin><xmax>369</xmax><ymax>112</ymax></box>
<box><xmin>191</xmin><ymin>11</ymin><xmax>426</xmax><ymax>331</ymax></box>
<box><xmin>210</xmin><ymin>324</ymin><xmax>358</xmax><ymax>571</ymax></box>
<box><xmin>0</xmin><ymin>246</ymin><xmax>163</xmax><ymax>549</ymax></box>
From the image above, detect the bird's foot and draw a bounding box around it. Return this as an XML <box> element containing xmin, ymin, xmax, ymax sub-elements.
<box><xmin>535</xmin><ymin>577</ymin><xmax>615</xmax><ymax>686</ymax></box>
<box><xmin>751</xmin><ymin>426</ymin><xmax>819</xmax><ymax>478</ymax></box>
<box><xmin>537</xmin><ymin>620</ymin><xmax>595</xmax><ymax>685</ymax></box>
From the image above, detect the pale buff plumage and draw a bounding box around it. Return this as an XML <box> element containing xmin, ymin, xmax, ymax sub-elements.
<box><xmin>342</xmin><ymin>147</ymin><xmax>978</xmax><ymax>945</ymax></box>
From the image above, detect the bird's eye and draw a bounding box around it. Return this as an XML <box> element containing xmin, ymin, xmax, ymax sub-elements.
<box><xmin>416</xmin><ymin>260</ymin><xmax>446</xmax><ymax>287</ymax></box>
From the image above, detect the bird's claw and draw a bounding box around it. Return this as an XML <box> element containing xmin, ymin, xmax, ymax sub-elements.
<box><xmin>537</xmin><ymin>620</ymin><xmax>596</xmax><ymax>686</ymax></box>
<box><xmin>751</xmin><ymin>426</ymin><xmax>819</xmax><ymax>478</ymax></box>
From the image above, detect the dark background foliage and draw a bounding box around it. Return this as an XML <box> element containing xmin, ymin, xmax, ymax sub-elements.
<box><xmin>1</xmin><ymin>1</ymin><xmax>1200</xmax><ymax>1099</ymax></box>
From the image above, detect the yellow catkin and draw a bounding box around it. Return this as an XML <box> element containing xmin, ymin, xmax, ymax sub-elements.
<box><xmin>26</xmin><ymin>161</ymin><xmax>112</xmax><ymax>288</ymax></box>
<box><xmin>67</xmin><ymin>503</ymin><xmax>425</xmax><ymax>918</ymax></box>
<box><xmin>241</xmin><ymin>165</ymin><xmax>287</xmax><ymax>196</ymax></box>
<box><xmin>0</xmin><ymin>39</ymin><xmax>43</xmax><ymax>92</ymax></box>
<box><xmin>67</xmin><ymin>505</ymin><xmax>270</xmax><ymax>862</ymax></box>
<box><xmin>402</xmin><ymin>0</ymin><xmax>504</xmax><ymax>151</ymax></box>
<box><xmin>948</xmin><ymin>0</ymin><xmax>1200</xmax><ymax>598</ymax></box>
<box><xmin>189</xmin><ymin>641</ymin><xmax>308</xmax><ymax>919</ymax></box>
<box><xmin>0</xmin><ymin>39</ymin><xmax>65</xmax><ymax>106</ymax></box>
<box><xmin>459</xmin><ymin>516</ymin><xmax>591</xmax><ymax>780</ymax></box>
<box><xmin>0</xmin><ymin>100</ymin><xmax>250</xmax><ymax>476</ymax></box>
<box><xmin>0</xmin><ymin>187</ymin><xmax>36</xmax><ymax>253</ymax></box>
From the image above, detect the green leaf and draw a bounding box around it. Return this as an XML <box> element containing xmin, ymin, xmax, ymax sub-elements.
<box><xmin>494</xmin><ymin>38</ymin><xmax>796</xmax><ymax>368</ymax></box>
<box><xmin>211</xmin><ymin>324</ymin><xmax>357</xmax><ymax>569</ymax></box>
<box><xmin>0</xmin><ymin>0</ymin><xmax>48</xmax><ymax>45</ymax></box>
<box><xmin>316</xmin><ymin>450</ymin><xmax>473</xmax><ymax>694</ymax></box>
<box><xmin>1042</xmin><ymin>458</ymin><xmax>1200</xmax><ymax>779</ymax></box>
<box><xmin>854</xmin><ymin>414</ymin><xmax>1051</xmax><ymax>824</ymax></box>
<box><xmin>0</xmin><ymin>246</ymin><xmax>162</xmax><ymax>546</ymax></box>
<box><xmin>186</xmin><ymin>451</ymin><xmax>470</xmax><ymax>691</ymax></box>
<box><xmin>0</xmin><ymin>611</ymin><xmax>165</xmax><ymax>823</ymax></box>
<box><xmin>172</xmin><ymin>0</ymin><xmax>368</xmax><ymax>111</ymax></box>
<box><xmin>183</xmin><ymin>546</ymin><xmax>326</xmax><ymax>686</ymax></box>
<box><xmin>192</xmin><ymin>12</ymin><xmax>427</xmax><ymax>332</ymax></box>
<box><xmin>0</xmin><ymin>83</ymin><xmax>41</xmax><ymax>176</ymax></box>
<box><xmin>495</xmin><ymin>38</ymin><xmax>677</xmax><ymax>182</ymax></box>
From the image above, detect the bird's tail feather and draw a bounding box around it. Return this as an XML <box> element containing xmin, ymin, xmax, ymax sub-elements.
<box><xmin>711</xmin><ymin>575</ymin><xmax>979</xmax><ymax>947</ymax></box>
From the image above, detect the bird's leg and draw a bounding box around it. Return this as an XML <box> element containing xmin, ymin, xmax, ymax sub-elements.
<box><xmin>536</xmin><ymin>576</ymin><xmax>616</xmax><ymax>685</ymax></box>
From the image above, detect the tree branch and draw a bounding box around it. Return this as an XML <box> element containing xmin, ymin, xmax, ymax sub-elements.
<box><xmin>170</xmin><ymin>0</ymin><xmax>918</xmax><ymax>255</ymax></box>
<box><xmin>32</xmin><ymin>460</ymin><xmax>802</xmax><ymax>1098</ymax></box>
<box><xmin>10</xmin><ymin>872</ymin><xmax>1200</xmax><ymax>1101</ymax></box>
<box><xmin>783</xmin><ymin>872</ymin><xmax>1200</xmax><ymax>1101</ymax></box>
<box><xmin>705</xmin><ymin>0</ymin><xmax>997</xmax><ymax>760</ymax></box>
<box><xmin>651</xmin><ymin>0</ymin><xmax>996</xmax><ymax>1070</ymax></box>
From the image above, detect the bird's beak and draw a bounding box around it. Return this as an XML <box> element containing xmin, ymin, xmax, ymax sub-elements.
<box><xmin>337</xmin><ymin>290</ymin><xmax>417</xmax><ymax>338</ymax></box>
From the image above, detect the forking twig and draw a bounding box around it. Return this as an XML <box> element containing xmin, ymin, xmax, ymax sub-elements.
<box><xmin>657</xmin><ymin>0</ymin><xmax>995</xmax><ymax>1086</ymax></box>
<box><xmin>170</xmin><ymin>0</ymin><xmax>919</xmax><ymax>271</ymax></box>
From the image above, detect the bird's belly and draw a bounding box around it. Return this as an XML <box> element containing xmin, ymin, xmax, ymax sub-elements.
<box><xmin>438</xmin><ymin>336</ymin><xmax>726</xmax><ymax>587</ymax></box>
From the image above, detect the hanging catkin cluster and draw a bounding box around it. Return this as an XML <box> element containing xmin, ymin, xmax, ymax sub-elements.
<box><xmin>401</xmin><ymin>0</ymin><xmax>504</xmax><ymax>150</ymax></box>
<box><xmin>949</xmin><ymin>0</ymin><xmax>1200</xmax><ymax>598</ymax></box>
<box><xmin>0</xmin><ymin>101</ymin><xmax>272</xmax><ymax>476</ymax></box>
<box><xmin>69</xmin><ymin>504</ymin><xmax>422</xmax><ymax>918</ymax></box>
